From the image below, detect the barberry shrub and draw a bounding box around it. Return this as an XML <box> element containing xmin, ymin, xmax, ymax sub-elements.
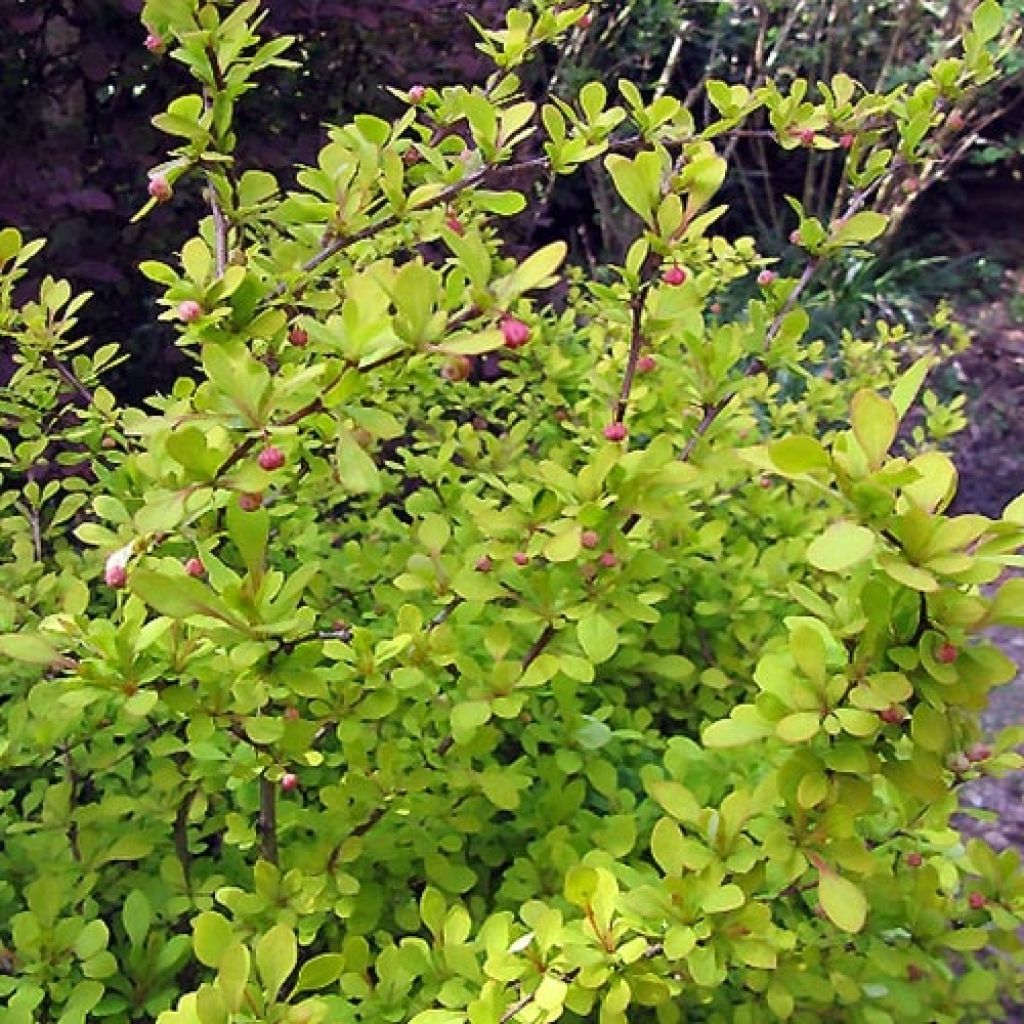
<box><xmin>2</xmin><ymin>2</ymin><xmax>1024</xmax><ymax>1023</ymax></box>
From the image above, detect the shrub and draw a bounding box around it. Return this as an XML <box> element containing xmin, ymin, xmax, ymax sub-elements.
<box><xmin>1</xmin><ymin>2</ymin><xmax>1023</xmax><ymax>1022</ymax></box>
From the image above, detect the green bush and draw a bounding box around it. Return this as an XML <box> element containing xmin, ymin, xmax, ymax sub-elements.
<box><xmin>2</xmin><ymin>2</ymin><xmax>1023</xmax><ymax>1022</ymax></box>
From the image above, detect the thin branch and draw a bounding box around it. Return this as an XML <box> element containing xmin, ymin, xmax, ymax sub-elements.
<box><xmin>209</xmin><ymin>182</ymin><xmax>229</xmax><ymax>279</ymax></box>
<box><xmin>258</xmin><ymin>776</ymin><xmax>279</xmax><ymax>865</ymax></box>
<box><xmin>653</xmin><ymin>16</ymin><xmax>690</xmax><ymax>102</ymax></box>
<box><xmin>522</xmin><ymin>623</ymin><xmax>556</xmax><ymax>671</ymax></box>
<box><xmin>174</xmin><ymin>789</ymin><xmax>196</xmax><ymax>889</ymax></box>
<box><xmin>613</xmin><ymin>287</ymin><xmax>647</xmax><ymax>424</ymax></box>
<box><xmin>42</xmin><ymin>351</ymin><xmax>94</xmax><ymax>405</ymax></box>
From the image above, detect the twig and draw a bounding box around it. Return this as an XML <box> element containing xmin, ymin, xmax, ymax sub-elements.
<box><xmin>174</xmin><ymin>790</ymin><xmax>196</xmax><ymax>888</ymax></box>
<box><xmin>43</xmin><ymin>351</ymin><xmax>94</xmax><ymax>405</ymax></box>
<box><xmin>613</xmin><ymin>287</ymin><xmax>647</xmax><ymax>424</ymax></box>
<box><xmin>258</xmin><ymin>776</ymin><xmax>278</xmax><ymax>865</ymax></box>
<box><xmin>209</xmin><ymin>182</ymin><xmax>229</xmax><ymax>278</ymax></box>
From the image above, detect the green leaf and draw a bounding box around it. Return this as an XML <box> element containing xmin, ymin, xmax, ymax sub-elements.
<box><xmin>891</xmin><ymin>356</ymin><xmax>935</xmax><ymax>417</ymax></box>
<box><xmin>337</xmin><ymin>430</ymin><xmax>381</xmax><ymax>493</ymax></box>
<box><xmin>1003</xmin><ymin>492</ymin><xmax>1024</xmax><ymax>524</ymax></box>
<box><xmin>851</xmin><ymin>390</ymin><xmax>897</xmax><ymax>468</ymax></box>
<box><xmin>451</xmin><ymin>700</ymin><xmax>491</xmax><ymax>743</ymax></box>
<box><xmin>507</xmin><ymin>241</ymin><xmax>567</xmax><ymax>295</ymax></box>
<box><xmin>647</xmin><ymin>780</ymin><xmax>700</xmax><ymax>821</ymax></box>
<box><xmin>130</xmin><ymin>569</ymin><xmax>240</xmax><ymax>626</ymax></box>
<box><xmin>577</xmin><ymin>611</ymin><xmax>618</xmax><ymax>664</ymax></box>
<box><xmin>702</xmin><ymin>711</ymin><xmax>771</xmax><ymax>748</ymax></box>
<box><xmin>439</xmin><ymin>329</ymin><xmax>505</xmax><ymax>355</ymax></box>
<box><xmin>122</xmin><ymin>891</ymin><xmax>151</xmax><ymax>949</ymax></box>
<box><xmin>226</xmin><ymin>499</ymin><xmax>269</xmax><ymax>576</ymax></box>
<box><xmin>768</xmin><ymin>436</ymin><xmax>830</xmax><ymax>475</ymax></box>
<box><xmin>216</xmin><ymin>942</ymin><xmax>251</xmax><ymax>1013</ymax></box>
<box><xmin>73</xmin><ymin>920</ymin><xmax>109</xmax><ymax>960</ymax></box>
<box><xmin>807</xmin><ymin>522</ymin><xmax>876</xmax><ymax>572</ymax></box>
<box><xmin>292</xmin><ymin>953</ymin><xmax>345</xmax><ymax>996</ymax></box>
<box><xmin>972</xmin><ymin>0</ymin><xmax>1004</xmax><ymax>41</ymax></box>
<box><xmin>651</xmin><ymin>817</ymin><xmax>687</xmax><ymax>876</ymax></box>
<box><xmin>0</xmin><ymin>632</ymin><xmax>61</xmax><ymax>665</ymax></box>
<box><xmin>604</xmin><ymin>153</ymin><xmax>659</xmax><ymax>224</ymax></box>
<box><xmin>702</xmin><ymin>885</ymin><xmax>745</xmax><ymax>914</ymax></box>
<box><xmin>776</xmin><ymin>712</ymin><xmax>822</xmax><ymax>743</ymax></box>
<box><xmin>195</xmin><ymin>985</ymin><xmax>228</xmax><ymax>1024</ymax></box>
<box><xmin>831</xmin><ymin>211</ymin><xmax>889</xmax><ymax>246</ymax></box>
<box><xmin>255</xmin><ymin>924</ymin><xmax>297</xmax><ymax>1003</ymax></box>
<box><xmin>817</xmin><ymin>870</ymin><xmax>867</xmax><ymax>933</ymax></box>
<box><xmin>543</xmin><ymin>522</ymin><xmax>581</xmax><ymax>562</ymax></box>
<box><xmin>193</xmin><ymin>912</ymin><xmax>234</xmax><ymax>969</ymax></box>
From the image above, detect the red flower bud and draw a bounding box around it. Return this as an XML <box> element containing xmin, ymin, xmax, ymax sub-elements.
<box><xmin>637</xmin><ymin>355</ymin><xmax>657</xmax><ymax>373</ymax></box>
<box><xmin>288</xmin><ymin>325</ymin><xmax>309</xmax><ymax>347</ymax></box>
<box><xmin>662</xmin><ymin>265</ymin><xmax>686</xmax><ymax>286</ymax></box>
<box><xmin>603</xmin><ymin>422</ymin><xmax>628</xmax><ymax>442</ymax></box>
<box><xmin>839</xmin><ymin>133</ymin><xmax>855</xmax><ymax>150</ymax></box>
<box><xmin>936</xmin><ymin>642</ymin><xmax>958</xmax><ymax>664</ymax></box>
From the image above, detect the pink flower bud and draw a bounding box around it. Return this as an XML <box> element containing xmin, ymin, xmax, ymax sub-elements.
<box><xmin>581</xmin><ymin>530</ymin><xmax>600</xmax><ymax>549</ymax></box>
<box><xmin>409</xmin><ymin>85</ymin><xmax>426</xmax><ymax>104</ymax></box>
<box><xmin>147</xmin><ymin>174</ymin><xmax>172</xmax><ymax>203</ymax></box>
<box><xmin>104</xmin><ymin>542</ymin><xmax>133</xmax><ymax>588</ymax></box>
<box><xmin>144</xmin><ymin>31</ymin><xmax>165</xmax><ymax>54</ymax></box>
<box><xmin>662</xmin><ymin>266</ymin><xmax>686</xmax><ymax>286</ymax></box>
<box><xmin>184</xmin><ymin>557</ymin><xmax>205</xmax><ymax>578</ymax></box>
<box><xmin>603</xmin><ymin>422</ymin><xmax>628</xmax><ymax>442</ymax></box>
<box><xmin>757</xmin><ymin>270</ymin><xmax>777</xmax><ymax>287</ymax></box>
<box><xmin>178</xmin><ymin>300</ymin><xmax>202</xmax><ymax>323</ymax></box>
<box><xmin>258</xmin><ymin>446</ymin><xmax>285</xmax><ymax>471</ymax></box>
<box><xmin>637</xmin><ymin>355</ymin><xmax>657</xmax><ymax>373</ymax></box>
<box><xmin>501</xmin><ymin>317</ymin><xmax>531</xmax><ymax>349</ymax></box>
